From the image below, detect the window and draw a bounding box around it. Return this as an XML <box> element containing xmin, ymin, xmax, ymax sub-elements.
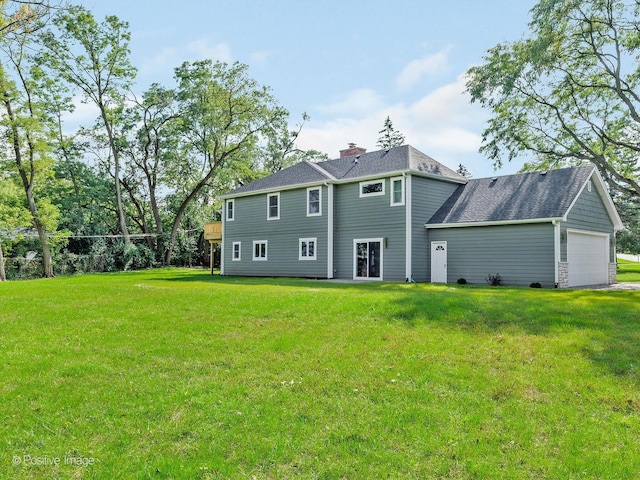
<box><xmin>359</xmin><ymin>179</ymin><xmax>385</xmax><ymax>197</ymax></box>
<box><xmin>307</xmin><ymin>187</ymin><xmax>322</xmax><ymax>216</ymax></box>
<box><xmin>253</xmin><ymin>241</ymin><xmax>268</xmax><ymax>261</ymax></box>
<box><xmin>226</xmin><ymin>199</ymin><xmax>234</xmax><ymax>221</ymax></box>
<box><xmin>390</xmin><ymin>177</ymin><xmax>405</xmax><ymax>206</ymax></box>
<box><xmin>232</xmin><ymin>242</ymin><xmax>241</xmax><ymax>261</ymax></box>
<box><xmin>299</xmin><ymin>238</ymin><xmax>317</xmax><ymax>260</ymax></box>
<box><xmin>587</xmin><ymin>180</ymin><xmax>592</xmax><ymax>192</ymax></box>
<box><xmin>267</xmin><ymin>193</ymin><xmax>280</xmax><ymax>220</ymax></box>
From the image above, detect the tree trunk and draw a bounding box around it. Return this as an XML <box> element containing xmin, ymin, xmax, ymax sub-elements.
<box><xmin>0</xmin><ymin>243</ymin><xmax>6</xmax><ymax>281</ymax></box>
<box><xmin>100</xmin><ymin>105</ymin><xmax>131</xmax><ymax>244</ymax></box>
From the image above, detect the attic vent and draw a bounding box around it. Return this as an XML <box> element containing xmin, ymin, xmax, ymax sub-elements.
<box><xmin>540</xmin><ymin>171</ymin><xmax>548</xmax><ymax>175</ymax></box>
<box><xmin>491</xmin><ymin>177</ymin><xmax>498</xmax><ymax>181</ymax></box>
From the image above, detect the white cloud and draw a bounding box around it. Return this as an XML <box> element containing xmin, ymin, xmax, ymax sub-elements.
<box><xmin>317</xmin><ymin>89</ymin><xmax>385</xmax><ymax>117</ymax></box>
<box><xmin>396</xmin><ymin>48</ymin><xmax>451</xmax><ymax>91</ymax></box>
<box><xmin>250</xmin><ymin>50</ymin><xmax>271</xmax><ymax>65</ymax></box>
<box><xmin>141</xmin><ymin>39</ymin><xmax>233</xmax><ymax>74</ymax></box>
<box><xmin>294</xmin><ymin>73</ymin><xmax>518</xmax><ymax>178</ymax></box>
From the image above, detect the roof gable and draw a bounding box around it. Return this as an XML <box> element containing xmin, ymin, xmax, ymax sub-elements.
<box><xmin>427</xmin><ymin>166</ymin><xmax>597</xmax><ymax>225</ymax></box>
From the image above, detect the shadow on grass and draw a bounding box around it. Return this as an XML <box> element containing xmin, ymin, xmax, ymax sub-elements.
<box><xmin>390</xmin><ymin>285</ymin><xmax>640</xmax><ymax>382</ymax></box>
<box><xmin>153</xmin><ymin>269</ymin><xmax>640</xmax><ymax>382</ymax></box>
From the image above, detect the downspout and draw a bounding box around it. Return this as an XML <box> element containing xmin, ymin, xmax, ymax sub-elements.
<box><xmin>220</xmin><ymin>201</ymin><xmax>226</xmax><ymax>276</ymax></box>
<box><xmin>327</xmin><ymin>182</ymin><xmax>334</xmax><ymax>279</ymax></box>
<box><xmin>404</xmin><ymin>173</ymin><xmax>412</xmax><ymax>282</ymax></box>
<box><xmin>553</xmin><ymin>219</ymin><xmax>561</xmax><ymax>287</ymax></box>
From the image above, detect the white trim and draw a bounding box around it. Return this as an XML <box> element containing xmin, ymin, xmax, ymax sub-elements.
<box><xmin>221</xmin><ymin>169</ymin><xmax>467</xmax><ymax>200</ymax></box>
<box><xmin>405</xmin><ymin>175</ymin><xmax>412</xmax><ymax>281</ymax></box>
<box><xmin>252</xmin><ymin>240</ymin><xmax>268</xmax><ymax>261</ymax></box>
<box><xmin>225</xmin><ymin>199</ymin><xmax>235</xmax><ymax>222</ymax></box>
<box><xmin>553</xmin><ymin>219</ymin><xmax>561</xmax><ymax>285</ymax></box>
<box><xmin>267</xmin><ymin>192</ymin><xmax>280</xmax><ymax>220</ymax></box>
<box><xmin>327</xmin><ymin>183</ymin><xmax>334</xmax><ymax>278</ymax></box>
<box><xmin>305</xmin><ymin>160</ymin><xmax>337</xmax><ymax>181</ymax></box>
<box><xmin>306</xmin><ymin>186</ymin><xmax>322</xmax><ymax>217</ymax></box>
<box><xmin>232</xmin><ymin>241</ymin><xmax>241</xmax><ymax>261</ymax></box>
<box><xmin>353</xmin><ymin>238</ymin><xmax>384</xmax><ymax>281</ymax></box>
<box><xmin>425</xmin><ymin>217</ymin><xmax>561</xmax><ymax>229</ymax></box>
<box><xmin>359</xmin><ymin>179</ymin><xmax>385</xmax><ymax>198</ymax></box>
<box><xmin>299</xmin><ymin>237</ymin><xmax>317</xmax><ymax>261</ymax></box>
<box><xmin>390</xmin><ymin>176</ymin><xmax>405</xmax><ymax>206</ymax></box>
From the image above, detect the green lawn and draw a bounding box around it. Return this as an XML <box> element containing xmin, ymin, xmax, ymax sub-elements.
<box><xmin>1</xmin><ymin>269</ymin><xmax>639</xmax><ymax>479</ymax></box>
<box><xmin>618</xmin><ymin>258</ymin><xmax>640</xmax><ymax>282</ymax></box>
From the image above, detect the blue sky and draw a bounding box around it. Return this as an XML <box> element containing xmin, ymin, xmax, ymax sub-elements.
<box><xmin>78</xmin><ymin>0</ymin><xmax>538</xmax><ymax>178</ymax></box>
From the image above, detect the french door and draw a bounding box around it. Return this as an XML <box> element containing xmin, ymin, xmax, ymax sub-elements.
<box><xmin>354</xmin><ymin>239</ymin><xmax>383</xmax><ymax>280</ymax></box>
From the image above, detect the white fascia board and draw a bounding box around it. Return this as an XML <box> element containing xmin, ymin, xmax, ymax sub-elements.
<box><xmin>425</xmin><ymin>217</ymin><xmax>562</xmax><ymax>229</ymax></box>
<box><xmin>221</xmin><ymin>180</ymin><xmax>327</xmax><ymax>199</ymax></box>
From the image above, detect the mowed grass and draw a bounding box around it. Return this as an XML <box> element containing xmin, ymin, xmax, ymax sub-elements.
<box><xmin>618</xmin><ymin>258</ymin><xmax>640</xmax><ymax>282</ymax></box>
<box><xmin>1</xmin><ymin>269</ymin><xmax>639</xmax><ymax>479</ymax></box>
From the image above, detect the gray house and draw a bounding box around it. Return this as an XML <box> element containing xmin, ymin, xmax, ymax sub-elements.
<box><xmin>219</xmin><ymin>145</ymin><xmax>623</xmax><ymax>288</ymax></box>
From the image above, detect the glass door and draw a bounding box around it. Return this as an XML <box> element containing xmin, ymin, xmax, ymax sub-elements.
<box><xmin>355</xmin><ymin>240</ymin><xmax>382</xmax><ymax>279</ymax></box>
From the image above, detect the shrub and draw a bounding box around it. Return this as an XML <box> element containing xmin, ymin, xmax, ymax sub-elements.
<box><xmin>530</xmin><ymin>282</ymin><xmax>542</xmax><ymax>288</ymax></box>
<box><xmin>485</xmin><ymin>273</ymin><xmax>502</xmax><ymax>286</ymax></box>
<box><xmin>457</xmin><ymin>278</ymin><xmax>467</xmax><ymax>285</ymax></box>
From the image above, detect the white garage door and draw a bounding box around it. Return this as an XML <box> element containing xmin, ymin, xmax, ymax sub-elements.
<box><xmin>567</xmin><ymin>231</ymin><xmax>609</xmax><ymax>287</ymax></box>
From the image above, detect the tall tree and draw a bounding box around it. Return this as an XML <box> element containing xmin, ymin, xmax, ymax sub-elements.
<box><xmin>163</xmin><ymin>60</ymin><xmax>289</xmax><ymax>265</ymax></box>
<box><xmin>0</xmin><ymin>175</ymin><xmax>31</xmax><ymax>280</ymax></box>
<box><xmin>376</xmin><ymin>116</ymin><xmax>405</xmax><ymax>150</ymax></box>
<box><xmin>466</xmin><ymin>0</ymin><xmax>640</xmax><ymax>197</ymax></box>
<box><xmin>39</xmin><ymin>6</ymin><xmax>137</xmax><ymax>243</ymax></box>
<box><xmin>0</xmin><ymin>5</ymin><xmax>61</xmax><ymax>278</ymax></box>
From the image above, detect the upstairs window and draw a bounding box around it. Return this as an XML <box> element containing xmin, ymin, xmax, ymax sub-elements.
<box><xmin>253</xmin><ymin>240</ymin><xmax>268</xmax><ymax>260</ymax></box>
<box><xmin>299</xmin><ymin>238</ymin><xmax>317</xmax><ymax>260</ymax></box>
<box><xmin>226</xmin><ymin>199</ymin><xmax>234</xmax><ymax>221</ymax></box>
<box><xmin>390</xmin><ymin>177</ymin><xmax>405</xmax><ymax>206</ymax></box>
<box><xmin>267</xmin><ymin>193</ymin><xmax>280</xmax><ymax>220</ymax></box>
<box><xmin>307</xmin><ymin>187</ymin><xmax>322</xmax><ymax>216</ymax></box>
<box><xmin>359</xmin><ymin>179</ymin><xmax>385</xmax><ymax>198</ymax></box>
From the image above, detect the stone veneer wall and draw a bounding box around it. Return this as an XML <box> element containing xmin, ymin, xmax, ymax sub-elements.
<box><xmin>609</xmin><ymin>263</ymin><xmax>617</xmax><ymax>285</ymax></box>
<box><xmin>557</xmin><ymin>262</ymin><xmax>569</xmax><ymax>289</ymax></box>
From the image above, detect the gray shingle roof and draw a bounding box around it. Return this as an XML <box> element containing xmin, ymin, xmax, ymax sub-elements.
<box><xmin>224</xmin><ymin>161</ymin><xmax>330</xmax><ymax>196</ymax></box>
<box><xmin>427</xmin><ymin>166</ymin><xmax>595</xmax><ymax>225</ymax></box>
<box><xmin>316</xmin><ymin>145</ymin><xmax>465</xmax><ymax>181</ymax></box>
<box><xmin>224</xmin><ymin>145</ymin><xmax>466</xmax><ymax>197</ymax></box>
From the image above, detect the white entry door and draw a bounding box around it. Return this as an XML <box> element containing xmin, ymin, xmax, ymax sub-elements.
<box><xmin>431</xmin><ymin>241</ymin><xmax>447</xmax><ymax>283</ymax></box>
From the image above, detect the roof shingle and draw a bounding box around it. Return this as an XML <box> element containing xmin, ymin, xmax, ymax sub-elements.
<box><xmin>427</xmin><ymin>166</ymin><xmax>595</xmax><ymax>225</ymax></box>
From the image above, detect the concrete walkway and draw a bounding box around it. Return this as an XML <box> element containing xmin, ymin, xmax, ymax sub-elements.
<box><xmin>618</xmin><ymin>254</ymin><xmax>640</xmax><ymax>262</ymax></box>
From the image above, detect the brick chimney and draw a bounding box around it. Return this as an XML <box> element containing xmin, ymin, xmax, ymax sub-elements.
<box><xmin>340</xmin><ymin>143</ymin><xmax>367</xmax><ymax>158</ymax></box>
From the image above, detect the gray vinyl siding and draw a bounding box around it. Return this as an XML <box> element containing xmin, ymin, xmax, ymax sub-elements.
<box><xmin>333</xmin><ymin>178</ymin><xmax>406</xmax><ymax>281</ymax></box>
<box><xmin>223</xmin><ymin>186</ymin><xmax>328</xmax><ymax>277</ymax></box>
<box><xmin>411</xmin><ymin>176</ymin><xmax>460</xmax><ymax>282</ymax></box>
<box><xmin>428</xmin><ymin>223</ymin><xmax>556</xmax><ymax>287</ymax></box>
<box><xmin>561</xmin><ymin>183</ymin><xmax>615</xmax><ymax>262</ymax></box>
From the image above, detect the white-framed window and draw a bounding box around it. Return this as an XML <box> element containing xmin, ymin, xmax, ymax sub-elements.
<box><xmin>307</xmin><ymin>187</ymin><xmax>322</xmax><ymax>216</ymax></box>
<box><xmin>299</xmin><ymin>238</ymin><xmax>317</xmax><ymax>260</ymax></box>
<box><xmin>232</xmin><ymin>241</ymin><xmax>241</xmax><ymax>261</ymax></box>
<box><xmin>267</xmin><ymin>193</ymin><xmax>280</xmax><ymax>220</ymax></box>
<box><xmin>226</xmin><ymin>199</ymin><xmax>235</xmax><ymax>221</ymax></box>
<box><xmin>253</xmin><ymin>240</ymin><xmax>268</xmax><ymax>261</ymax></box>
<box><xmin>390</xmin><ymin>177</ymin><xmax>405</xmax><ymax>206</ymax></box>
<box><xmin>359</xmin><ymin>179</ymin><xmax>385</xmax><ymax>198</ymax></box>
<box><xmin>587</xmin><ymin>180</ymin><xmax>592</xmax><ymax>192</ymax></box>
